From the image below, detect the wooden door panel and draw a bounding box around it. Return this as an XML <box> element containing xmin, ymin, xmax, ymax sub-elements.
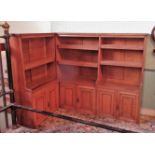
<box><xmin>118</xmin><ymin>91</ymin><xmax>139</xmax><ymax>122</ymax></box>
<box><xmin>77</xmin><ymin>85</ymin><xmax>96</xmax><ymax>114</ymax></box>
<box><xmin>46</xmin><ymin>83</ymin><xmax>59</xmax><ymax>112</ymax></box>
<box><xmin>33</xmin><ymin>89</ymin><xmax>47</xmax><ymax>125</ymax></box>
<box><xmin>60</xmin><ymin>83</ymin><xmax>76</xmax><ymax>109</ymax></box>
<box><xmin>97</xmin><ymin>89</ymin><xmax>115</xmax><ymax>117</ymax></box>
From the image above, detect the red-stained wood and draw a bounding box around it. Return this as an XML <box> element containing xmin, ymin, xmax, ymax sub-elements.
<box><xmin>45</xmin><ymin>81</ymin><xmax>59</xmax><ymax>112</ymax></box>
<box><xmin>117</xmin><ymin>91</ymin><xmax>139</xmax><ymax>122</ymax></box>
<box><xmin>0</xmin><ymin>43</ymin><xmax>5</xmax><ymax>51</ymax></box>
<box><xmin>60</xmin><ymin>83</ymin><xmax>76</xmax><ymax>110</ymax></box>
<box><xmin>97</xmin><ymin>88</ymin><xmax>115</xmax><ymax>117</ymax></box>
<box><xmin>76</xmin><ymin>85</ymin><xmax>96</xmax><ymax>114</ymax></box>
<box><xmin>10</xmin><ymin>33</ymin><xmax>147</xmax><ymax>127</ymax></box>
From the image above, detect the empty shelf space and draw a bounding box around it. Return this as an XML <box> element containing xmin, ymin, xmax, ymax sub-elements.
<box><xmin>97</xmin><ymin>81</ymin><xmax>140</xmax><ymax>91</ymax></box>
<box><xmin>100</xmin><ymin>44</ymin><xmax>144</xmax><ymax>51</ymax></box>
<box><xmin>58</xmin><ymin>59</ymin><xmax>98</xmax><ymax>68</ymax></box>
<box><xmin>26</xmin><ymin>77</ymin><xmax>56</xmax><ymax>90</ymax></box>
<box><xmin>61</xmin><ymin>79</ymin><xmax>96</xmax><ymax>87</ymax></box>
<box><xmin>100</xmin><ymin>60</ymin><xmax>142</xmax><ymax>68</ymax></box>
<box><xmin>25</xmin><ymin>58</ymin><xmax>54</xmax><ymax>70</ymax></box>
<box><xmin>58</xmin><ymin>44</ymin><xmax>98</xmax><ymax>51</ymax></box>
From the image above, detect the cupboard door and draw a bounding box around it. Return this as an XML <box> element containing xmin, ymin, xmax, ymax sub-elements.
<box><xmin>76</xmin><ymin>85</ymin><xmax>96</xmax><ymax>114</ymax></box>
<box><xmin>97</xmin><ymin>88</ymin><xmax>115</xmax><ymax>117</ymax></box>
<box><xmin>46</xmin><ymin>83</ymin><xmax>59</xmax><ymax>112</ymax></box>
<box><xmin>118</xmin><ymin>91</ymin><xmax>139</xmax><ymax>122</ymax></box>
<box><xmin>60</xmin><ymin>83</ymin><xmax>76</xmax><ymax>110</ymax></box>
<box><xmin>33</xmin><ymin>89</ymin><xmax>47</xmax><ymax>126</ymax></box>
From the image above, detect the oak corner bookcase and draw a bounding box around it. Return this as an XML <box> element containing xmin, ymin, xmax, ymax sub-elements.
<box><xmin>10</xmin><ymin>33</ymin><xmax>148</xmax><ymax>128</ymax></box>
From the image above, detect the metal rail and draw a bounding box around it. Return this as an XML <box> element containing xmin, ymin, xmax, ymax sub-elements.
<box><xmin>0</xmin><ymin>104</ymin><xmax>138</xmax><ymax>133</ymax></box>
<box><xmin>0</xmin><ymin>52</ymin><xmax>9</xmax><ymax>127</ymax></box>
<box><xmin>0</xmin><ymin>22</ymin><xmax>16</xmax><ymax>127</ymax></box>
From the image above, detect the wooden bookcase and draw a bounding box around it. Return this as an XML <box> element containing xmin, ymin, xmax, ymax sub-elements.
<box><xmin>10</xmin><ymin>33</ymin><xmax>148</xmax><ymax>128</ymax></box>
<box><xmin>56</xmin><ymin>34</ymin><xmax>99</xmax><ymax>114</ymax></box>
<box><xmin>10</xmin><ymin>34</ymin><xmax>59</xmax><ymax>127</ymax></box>
<box><xmin>97</xmin><ymin>34</ymin><xmax>146</xmax><ymax>121</ymax></box>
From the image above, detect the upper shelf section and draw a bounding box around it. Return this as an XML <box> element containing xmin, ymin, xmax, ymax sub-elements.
<box><xmin>57</xmin><ymin>35</ymin><xmax>99</xmax><ymax>51</ymax></box>
<box><xmin>25</xmin><ymin>57</ymin><xmax>54</xmax><ymax>70</ymax></box>
<box><xmin>21</xmin><ymin>36</ymin><xmax>55</xmax><ymax>68</ymax></box>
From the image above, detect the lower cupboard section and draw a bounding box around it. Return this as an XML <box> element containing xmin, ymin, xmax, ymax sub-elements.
<box><xmin>60</xmin><ymin>83</ymin><xmax>96</xmax><ymax>114</ymax></box>
<box><xmin>19</xmin><ymin>82</ymin><xmax>140</xmax><ymax>128</ymax></box>
<box><xmin>19</xmin><ymin>81</ymin><xmax>59</xmax><ymax>127</ymax></box>
<box><xmin>60</xmin><ymin>83</ymin><xmax>140</xmax><ymax>123</ymax></box>
<box><xmin>96</xmin><ymin>88</ymin><xmax>139</xmax><ymax>122</ymax></box>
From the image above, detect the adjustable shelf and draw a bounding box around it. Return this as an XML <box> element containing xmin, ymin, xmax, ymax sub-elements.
<box><xmin>58</xmin><ymin>59</ymin><xmax>98</xmax><ymax>68</ymax></box>
<box><xmin>58</xmin><ymin>44</ymin><xmax>98</xmax><ymax>51</ymax></box>
<box><xmin>100</xmin><ymin>60</ymin><xmax>142</xmax><ymax>68</ymax></box>
<box><xmin>100</xmin><ymin>44</ymin><xmax>144</xmax><ymax>51</ymax></box>
<box><xmin>25</xmin><ymin>57</ymin><xmax>54</xmax><ymax>70</ymax></box>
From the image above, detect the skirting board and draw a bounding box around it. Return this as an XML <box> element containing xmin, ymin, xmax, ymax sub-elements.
<box><xmin>141</xmin><ymin>108</ymin><xmax>155</xmax><ymax>117</ymax></box>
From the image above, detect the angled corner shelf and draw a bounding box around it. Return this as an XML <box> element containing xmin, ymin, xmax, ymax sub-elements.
<box><xmin>24</xmin><ymin>58</ymin><xmax>55</xmax><ymax>70</ymax></box>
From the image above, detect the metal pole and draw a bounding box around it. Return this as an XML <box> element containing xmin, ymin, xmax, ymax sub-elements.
<box><xmin>0</xmin><ymin>22</ymin><xmax>16</xmax><ymax>126</ymax></box>
<box><xmin>0</xmin><ymin>52</ymin><xmax>9</xmax><ymax>128</ymax></box>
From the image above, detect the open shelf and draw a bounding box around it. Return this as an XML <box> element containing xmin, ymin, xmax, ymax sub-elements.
<box><xmin>58</xmin><ymin>44</ymin><xmax>98</xmax><ymax>51</ymax></box>
<box><xmin>97</xmin><ymin>81</ymin><xmax>140</xmax><ymax>91</ymax></box>
<box><xmin>100</xmin><ymin>44</ymin><xmax>144</xmax><ymax>51</ymax></box>
<box><xmin>22</xmin><ymin>37</ymin><xmax>55</xmax><ymax>65</ymax></box>
<box><xmin>58</xmin><ymin>59</ymin><xmax>98</xmax><ymax>68</ymax></box>
<box><xmin>59</xmin><ymin>65</ymin><xmax>97</xmax><ymax>86</ymax></box>
<box><xmin>26</xmin><ymin>77</ymin><xmax>54</xmax><ymax>90</ymax></box>
<box><xmin>61</xmin><ymin>78</ymin><xmax>96</xmax><ymax>87</ymax></box>
<box><xmin>100</xmin><ymin>60</ymin><xmax>142</xmax><ymax>68</ymax></box>
<box><xmin>25</xmin><ymin>57</ymin><xmax>54</xmax><ymax>70</ymax></box>
<box><xmin>25</xmin><ymin>62</ymin><xmax>57</xmax><ymax>90</ymax></box>
<box><xmin>99</xmin><ymin>65</ymin><xmax>141</xmax><ymax>86</ymax></box>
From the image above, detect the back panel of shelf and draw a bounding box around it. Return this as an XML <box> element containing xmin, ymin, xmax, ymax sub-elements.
<box><xmin>21</xmin><ymin>36</ymin><xmax>55</xmax><ymax>65</ymax></box>
<box><xmin>58</xmin><ymin>49</ymin><xmax>98</xmax><ymax>63</ymax></box>
<box><xmin>57</xmin><ymin>36</ymin><xmax>99</xmax><ymax>49</ymax></box>
<box><xmin>25</xmin><ymin>62</ymin><xmax>57</xmax><ymax>89</ymax></box>
<box><xmin>100</xmin><ymin>65</ymin><xmax>142</xmax><ymax>86</ymax></box>
<box><xmin>101</xmin><ymin>37</ymin><xmax>144</xmax><ymax>49</ymax></box>
<box><xmin>100</xmin><ymin>49</ymin><xmax>143</xmax><ymax>63</ymax></box>
<box><xmin>58</xmin><ymin>64</ymin><xmax>97</xmax><ymax>85</ymax></box>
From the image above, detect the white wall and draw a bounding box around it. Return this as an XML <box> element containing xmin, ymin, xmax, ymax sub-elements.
<box><xmin>0</xmin><ymin>21</ymin><xmax>51</xmax><ymax>41</ymax></box>
<box><xmin>51</xmin><ymin>21</ymin><xmax>155</xmax><ymax>33</ymax></box>
<box><xmin>8</xmin><ymin>21</ymin><xmax>51</xmax><ymax>33</ymax></box>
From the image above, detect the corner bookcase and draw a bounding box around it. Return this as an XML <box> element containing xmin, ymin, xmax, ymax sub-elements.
<box><xmin>10</xmin><ymin>33</ymin><xmax>148</xmax><ymax>128</ymax></box>
<box><xmin>10</xmin><ymin>34</ymin><xmax>59</xmax><ymax>127</ymax></box>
